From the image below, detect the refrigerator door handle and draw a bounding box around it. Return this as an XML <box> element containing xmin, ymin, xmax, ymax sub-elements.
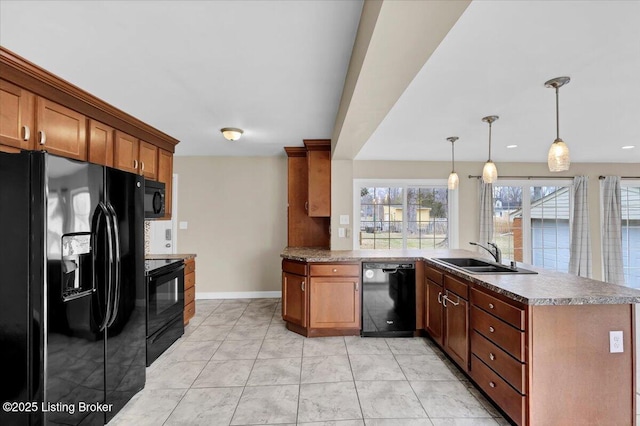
<box><xmin>93</xmin><ymin>201</ymin><xmax>114</xmax><ymax>332</ymax></box>
<box><xmin>105</xmin><ymin>202</ymin><xmax>121</xmax><ymax>328</ymax></box>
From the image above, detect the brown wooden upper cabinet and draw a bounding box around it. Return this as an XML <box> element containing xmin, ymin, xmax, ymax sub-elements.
<box><xmin>157</xmin><ymin>148</ymin><xmax>173</xmax><ymax>219</ymax></box>
<box><xmin>88</xmin><ymin>119</ymin><xmax>114</xmax><ymax>167</ymax></box>
<box><xmin>304</xmin><ymin>139</ymin><xmax>331</xmax><ymax>217</ymax></box>
<box><xmin>35</xmin><ymin>98</ymin><xmax>87</xmax><ymax>161</ymax></box>
<box><xmin>114</xmin><ymin>131</ymin><xmax>139</xmax><ymax>174</ymax></box>
<box><xmin>138</xmin><ymin>140</ymin><xmax>158</xmax><ymax>180</ymax></box>
<box><xmin>0</xmin><ymin>79</ymin><xmax>35</xmax><ymax>151</ymax></box>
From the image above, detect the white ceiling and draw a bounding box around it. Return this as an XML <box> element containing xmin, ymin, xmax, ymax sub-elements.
<box><xmin>1</xmin><ymin>1</ymin><xmax>639</xmax><ymax>164</ymax></box>
<box><xmin>357</xmin><ymin>0</ymin><xmax>640</xmax><ymax>163</ymax></box>
<box><xmin>0</xmin><ymin>0</ymin><xmax>363</xmax><ymax>156</ymax></box>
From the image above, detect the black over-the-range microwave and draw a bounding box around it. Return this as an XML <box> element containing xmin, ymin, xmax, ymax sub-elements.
<box><xmin>144</xmin><ymin>179</ymin><xmax>165</xmax><ymax>219</ymax></box>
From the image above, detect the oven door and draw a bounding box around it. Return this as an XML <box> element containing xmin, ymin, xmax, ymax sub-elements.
<box><xmin>147</xmin><ymin>264</ymin><xmax>184</xmax><ymax>337</ymax></box>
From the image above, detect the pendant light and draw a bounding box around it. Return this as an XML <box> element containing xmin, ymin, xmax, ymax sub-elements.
<box><xmin>446</xmin><ymin>136</ymin><xmax>459</xmax><ymax>190</ymax></box>
<box><xmin>545</xmin><ymin>76</ymin><xmax>571</xmax><ymax>171</ymax></box>
<box><xmin>481</xmin><ymin>115</ymin><xmax>499</xmax><ymax>183</ymax></box>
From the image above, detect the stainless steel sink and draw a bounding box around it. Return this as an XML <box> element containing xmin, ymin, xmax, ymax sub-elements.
<box><xmin>433</xmin><ymin>258</ymin><xmax>538</xmax><ymax>275</ymax></box>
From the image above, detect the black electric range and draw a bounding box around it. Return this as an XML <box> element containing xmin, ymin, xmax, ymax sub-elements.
<box><xmin>144</xmin><ymin>257</ymin><xmax>185</xmax><ymax>365</ymax></box>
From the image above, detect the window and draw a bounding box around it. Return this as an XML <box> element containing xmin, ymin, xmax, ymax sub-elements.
<box><xmin>621</xmin><ymin>183</ymin><xmax>640</xmax><ymax>288</ymax></box>
<box><xmin>493</xmin><ymin>182</ymin><xmax>571</xmax><ymax>272</ymax></box>
<box><xmin>354</xmin><ymin>180</ymin><xmax>455</xmax><ymax>250</ymax></box>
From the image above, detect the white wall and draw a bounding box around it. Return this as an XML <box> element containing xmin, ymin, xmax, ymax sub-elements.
<box><xmin>174</xmin><ymin>156</ymin><xmax>287</xmax><ymax>297</ymax></box>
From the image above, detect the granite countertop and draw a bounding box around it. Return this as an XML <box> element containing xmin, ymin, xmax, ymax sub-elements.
<box><xmin>281</xmin><ymin>247</ymin><xmax>640</xmax><ymax>306</ymax></box>
<box><xmin>146</xmin><ymin>253</ymin><xmax>197</xmax><ymax>260</ymax></box>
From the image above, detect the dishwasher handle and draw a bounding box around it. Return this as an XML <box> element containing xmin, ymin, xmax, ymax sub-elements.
<box><xmin>382</xmin><ymin>268</ymin><xmax>398</xmax><ymax>274</ymax></box>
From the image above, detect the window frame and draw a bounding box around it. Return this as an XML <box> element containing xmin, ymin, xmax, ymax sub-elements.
<box><xmin>493</xmin><ymin>179</ymin><xmax>572</xmax><ymax>269</ymax></box>
<box><xmin>353</xmin><ymin>179</ymin><xmax>458</xmax><ymax>250</ymax></box>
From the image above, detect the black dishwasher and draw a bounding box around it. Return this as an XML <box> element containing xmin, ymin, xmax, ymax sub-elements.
<box><xmin>361</xmin><ymin>262</ymin><xmax>416</xmax><ymax>337</ymax></box>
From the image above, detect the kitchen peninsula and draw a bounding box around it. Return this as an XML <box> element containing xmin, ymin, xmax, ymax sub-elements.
<box><xmin>281</xmin><ymin>247</ymin><xmax>640</xmax><ymax>426</ymax></box>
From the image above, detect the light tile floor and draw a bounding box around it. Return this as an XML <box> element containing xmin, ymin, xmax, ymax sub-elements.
<box><xmin>111</xmin><ymin>299</ymin><xmax>511</xmax><ymax>426</ymax></box>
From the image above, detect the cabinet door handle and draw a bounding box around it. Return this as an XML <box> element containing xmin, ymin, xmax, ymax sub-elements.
<box><xmin>304</xmin><ymin>201</ymin><xmax>308</xmax><ymax>211</ymax></box>
<box><xmin>489</xmin><ymin>381</ymin><xmax>496</xmax><ymax>388</ymax></box>
<box><xmin>489</xmin><ymin>352</ymin><xmax>496</xmax><ymax>361</ymax></box>
<box><xmin>442</xmin><ymin>295</ymin><xmax>448</xmax><ymax>308</ymax></box>
<box><xmin>38</xmin><ymin>130</ymin><xmax>46</xmax><ymax>145</ymax></box>
<box><xmin>354</xmin><ymin>282</ymin><xmax>359</xmax><ymax>292</ymax></box>
<box><xmin>22</xmin><ymin>125</ymin><xmax>31</xmax><ymax>141</ymax></box>
<box><xmin>488</xmin><ymin>303</ymin><xmax>495</xmax><ymax>309</ymax></box>
<box><xmin>141</xmin><ymin>161</ymin><xmax>145</xmax><ymax>171</ymax></box>
<box><xmin>332</xmin><ymin>268</ymin><xmax>338</xmax><ymax>273</ymax></box>
<box><xmin>133</xmin><ymin>159</ymin><xmax>138</xmax><ymax>169</ymax></box>
<box><xmin>444</xmin><ymin>294</ymin><xmax>460</xmax><ymax>306</ymax></box>
<box><xmin>489</xmin><ymin>326</ymin><xmax>495</xmax><ymax>333</ymax></box>
<box><xmin>437</xmin><ymin>292</ymin><xmax>442</xmax><ymax>304</ymax></box>
<box><xmin>300</xmin><ymin>280</ymin><xmax>305</xmax><ymax>291</ymax></box>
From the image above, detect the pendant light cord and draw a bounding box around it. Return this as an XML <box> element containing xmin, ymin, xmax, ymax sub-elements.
<box><xmin>555</xmin><ymin>86</ymin><xmax>560</xmax><ymax>140</ymax></box>
<box><xmin>451</xmin><ymin>140</ymin><xmax>455</xmax><ymax>173</ymax></box>
<box><xmin>488</xmin><ymin>121</ymin><xmax>492</xmax><ymax>161</ymax></box>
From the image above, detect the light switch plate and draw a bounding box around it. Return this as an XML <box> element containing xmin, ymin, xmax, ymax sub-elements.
<box><xmin>610</xmin><ymin>330</ymin><xmax>623</xmax><ymax>353</ymax></box>
<box><xmin>179</xmin><ymin>221</ymin><xmax>188</xmax><ymax>230</ymax></box>
<box><xmin>340</xmin><ymin>215</ymin><xmax>350</xmax><ymax>225</ymax></box>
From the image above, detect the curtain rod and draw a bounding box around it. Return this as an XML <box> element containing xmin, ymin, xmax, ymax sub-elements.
<box><xmin>598</xmin><ymin>176</ymin><xmax>640</xmax><ymax>180</ymax></box>
<box><xmin>467</xmin><ymin>175</ymin><xmax>576</xmax><ymax>180</ymax></box>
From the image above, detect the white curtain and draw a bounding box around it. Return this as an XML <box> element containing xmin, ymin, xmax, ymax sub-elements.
<box><xmin>601</xmin><ymin>176</ymin><xmax>625</xmax><ymax>284</ymax></box>
<box><xmin>568</xmin><ymin>176</ymin><xmax>592</xmax><ymax>278</ymax></box>
<box><xmin>478</xmin><ymin>180</ymin><xmax>494</xmax><ymax>253</ymax></box>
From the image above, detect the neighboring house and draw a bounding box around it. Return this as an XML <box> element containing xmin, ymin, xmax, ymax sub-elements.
<box><xmin>507</xmin><ymin>186</ymin><xmax>640</xmax><ymax>285</ymax></box>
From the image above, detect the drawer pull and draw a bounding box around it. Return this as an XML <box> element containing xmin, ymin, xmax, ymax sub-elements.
<box><xmin>489</xmin><ymin>352</ymin><xmax>496</xmax><ymax>361</ymax></box>
<box><xmin>489</xmin><ymin>326</ymin><xmax>495</xmax><ymax>333</ymax></box>
<box><xmin>333</xmin><ymin>268</ymin><xmax>337</xmax><ymax>273</ymax></box>
<box><xmin>489</xmin><ymin>381</ymin><xmax>496</xmax><ymax>388</ymax></box>
<box><xmin>488</xmin><ymin>303</ymin><xmax>495</xmax><ymax>309</ymax></box>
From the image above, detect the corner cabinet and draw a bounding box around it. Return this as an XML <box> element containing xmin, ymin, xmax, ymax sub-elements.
<box><xmin>284</xmin><ymin>140</ymin><xmax>331</xmax><ymax>248</ymax></box>
<box><xmin>282</xmin><ymin>259</ymin><xmax>361</xmax><ymax>337</ymax></box>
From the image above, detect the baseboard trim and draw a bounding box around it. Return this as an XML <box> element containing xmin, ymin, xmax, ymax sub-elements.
<box><xmin>196</xmin><ymin>291</ymin><xmax>282</xmax><ymax>300</ymax></box>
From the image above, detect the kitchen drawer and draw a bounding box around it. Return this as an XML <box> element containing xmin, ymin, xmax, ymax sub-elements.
<box><xmin>471</xmin><ymin>356</ymin><xmax>525</xmax><ymax>426</ymax></box>
<box><xmin>472</xmin><ymin>306</ymin><xmax>525</xmax><ymax>361</ymax></box>
<box><xmin>184</xmin><ymin>259</ymin><xmax>195</xmax><ymax>275</ymax></box>
<box><xmin>471</xmin><ymin>330</ymin><xmax>526</xmax><ymax>393</ymax></box>
<box><xmin>425</xmin><ymin>264</ymin><xmax>443</xmax><ymax>285</ymax></box>
<box><xmin>472</xmin><ymin>288</ymin><xmax>525</xmax><ymax>330</ymax></box>
<box><xmin>283</xmin><ymin>259</ymin><xmax>307</xmax><ymax>276</ymax></box>
<box><xmin>185</xmin><ymin>271</ymin><xmax>196</xmax><ymax>290</ymax></box>
<box><xmin>184</xmin><ymin>301</ymin><xmax>195</xmax><ymax>325</ymax></box>
<box><xmin>444</xmin><ymin>275</ymin><xmax>469</xmax><ymax>300</ymax></box>
<box><xmin>310</xmin><ymin>263</ymin><xmax>359</xmax><ymax>277</ymax></box>
<box><xmin>185</xmin><ymin>286</ymin><xmax>195</xmax><ymax>307</ymax></box>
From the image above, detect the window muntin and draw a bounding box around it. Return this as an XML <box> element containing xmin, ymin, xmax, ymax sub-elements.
<box><xmin>357</xmin><ymin>182</ymin><xmax>450</xmax><ymax>250</ymax></box>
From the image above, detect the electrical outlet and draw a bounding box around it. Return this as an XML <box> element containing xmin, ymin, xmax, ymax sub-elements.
<box><xmin>609</xmin><ymin>331</ymin><xmax>623</xmax><ymax>353</ymax></box>
<box><xmin>338</xmin><ymin>227</ymin><xmax>346</xmax><ymax>238</ymax></box>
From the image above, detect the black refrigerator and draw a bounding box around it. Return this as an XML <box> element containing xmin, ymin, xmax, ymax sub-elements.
<box><xmin>0</xmin><ymin>151</ymin><xmax>146</xmax><ymax>425</ymax></box>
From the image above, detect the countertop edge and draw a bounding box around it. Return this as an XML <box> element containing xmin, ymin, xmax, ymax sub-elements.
<box><xmin>281</xmin><ymin>248</ymin><xmax>640</xmax><ymax>306</ymax></box>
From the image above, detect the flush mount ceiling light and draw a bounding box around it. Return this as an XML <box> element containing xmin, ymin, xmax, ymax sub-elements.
<box><xmin>446</xmin><ymin>136</ymin><xmax>459</xmax><ymax>190</ymax></box>
<box><xmin>545</xmin><ymin>76</ymin><xmax>571</xmax><ymax>171</ymax></box>
<box><xmin>221</xmin><ymin>127</ymin><xmax>244</xmax><ymax>141</ymax></box>
<box><xmin>481</xmin><ymin>115</ymin><xmax>499</xmax><ymax>184</ymax></box>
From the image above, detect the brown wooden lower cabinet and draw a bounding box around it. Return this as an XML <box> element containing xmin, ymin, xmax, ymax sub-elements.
<box><xmin>184</xmin><ymin>258</ymin><xmax>196</xmax><ymax>325</ymax></box>
<box><xmin>423</xmin><ymin>263</ymin><xmax>636</xmax><ymax>426</ymax></box>
<box><xmin>282</xmin><ymin>259</ymin><xmax>361</xmax><ymax>337</ymax></box>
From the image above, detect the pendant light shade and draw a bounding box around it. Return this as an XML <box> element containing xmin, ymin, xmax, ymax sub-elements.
<box><xmin>446</xmin><ymin>136</ymin><xmax>459</xmax><ymax>190</ymax></box>
<box><xmin>481</xmin><ymin>116</ymin><xmax>499</xmax><ymax>184</ymax></box>
<box><xmin>482</xmin><ymin>161</ymin><xmax>498</xmax><ymax>183</ymax></box>
<box><xmin>545</xmin><ymin>77</ymin><xmax>571</xmax><ymax>171</ymax></box>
